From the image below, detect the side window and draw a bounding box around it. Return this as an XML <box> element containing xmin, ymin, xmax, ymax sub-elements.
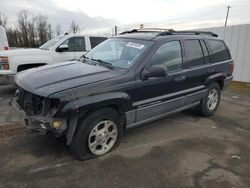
<box><xmin>90</xmin><ymin>37</ymin><xmax>108</xmax><ymax>48</ymax></box>
<box><xmin>61</xmin><ymin>37</ymin><xmax>86</xmax><ymax>52</ymax></box>
<box><xmin>149</xmin><ymin>41</ymin><xmax>182</xmax><ymax>72</ymax></box>
<box><xmin>185</xmin><ymin>40</ymin><xmax>204</xmax><ymax>67</ymax></box>
<box><xmin>207</xmin><ymin>40</ymin><xmax>230</xmax><ymax>63</ymax></box>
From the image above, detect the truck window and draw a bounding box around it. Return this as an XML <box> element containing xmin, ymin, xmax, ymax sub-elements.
<box><xmin>207</xmin><ymin>40</ymin><xmax>230</xmax><ymax>63</ymax></box>
<box><xmin>185</xmin><ymin>39</ymin><xmax>204</xmax><ymax>68</ymax></box>
<box><xmin>149</xmin><ymin>41</ymin><xmax>182</xmax><ymax>72</ymax></box>
<box><xmin>90</xmin><ymin>37</ymin><xmax>108</xmax><ymax>48</ymax></box>
<box><xmin>62</xmin><ymin>37</ymin><xmax>86</xmax><ymax>52</ymax></box>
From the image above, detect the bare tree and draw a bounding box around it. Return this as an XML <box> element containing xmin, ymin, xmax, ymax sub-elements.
<box><xmin>36</xmin><ymin>15</ymin><xmax>53</xmax><ymax>46</ymax></box>
<box><xmin>17</xmin><ymin>10</ymin><xmax>30</xmax><ymax>47</ymax></box>
<box><xmin>0</xmin><ymin>11</ymin><xmax>7</xmax><ymax>27</ymax></box>
<box><xmin>55</xmin><ymin>23</ymin><xmax>61</xmax><ymax>35</ymax></box>
<box><xmin>70</xmin><ymin>21</ymin><xmax>80</xmax><ymax>34</ymax></box>
<box><xmin>27</xmin><ymin>16</ymin><xmax>36</xmax><ymax>47</ymax></box>
<box><xmin>6</xmin><ymin>10</ymin><xmax>54</xmax><ymax>48</ymax></box>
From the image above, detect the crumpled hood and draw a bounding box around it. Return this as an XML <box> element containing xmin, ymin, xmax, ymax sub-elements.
<box><xmin>0</xmin><ymin>48</ymin><xmax>47</xmax><ymax>57</ymax></box>
<box><xmin>15</xmin><ymin>61</ymin><xmax>123</xmax><ymax>97</ymax></box>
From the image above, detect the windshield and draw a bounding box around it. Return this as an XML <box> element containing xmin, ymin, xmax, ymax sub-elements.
<box><xmin>39</xmin><ymin>35</ymin><xmax>64</xmax><ymax>50</ymax></box>
<box><xmin>85</xmin><ymin>38</ymin><xmax>152</xmax><ymax>69</ymax></box>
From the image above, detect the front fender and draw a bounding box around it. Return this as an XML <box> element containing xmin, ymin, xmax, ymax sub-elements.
<box><xmin>59</xmin><ymin>92</ymin><xmax>132</xmax><ymax>116</ymax></box>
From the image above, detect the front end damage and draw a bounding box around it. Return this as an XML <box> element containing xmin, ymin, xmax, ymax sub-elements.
<box><xmin>10</xmin><ymin>87</ymin><xmax>67</xmax><ymax>136</ymax></box>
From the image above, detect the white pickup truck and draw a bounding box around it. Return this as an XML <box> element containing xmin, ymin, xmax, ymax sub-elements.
<box><xmin>0</xmin><ymin>34</ymin><xmax>107</xmax><ymax>84</ymax></box>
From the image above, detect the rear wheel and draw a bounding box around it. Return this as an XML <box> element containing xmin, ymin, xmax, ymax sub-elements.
<box><xmin>196</xmin><ymin>83</ymin><xmax>221</xmax><ymax>116</ymax></box>
<box><xmin>69</xmin><ymin>108</ymin><xmax>123</xmax><ymax>160</ymax></box>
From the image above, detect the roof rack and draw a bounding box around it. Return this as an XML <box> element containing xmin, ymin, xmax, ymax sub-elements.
<box><xmin>119</xmin><ymin>28</ymin><xmax>218</xmax><ymax>37</ymax></box>
<box><xmin>158</xmin><ymin>30</ymin><xmax>218</xmax><ymax>37</ymax></box>
<box><xmin>119</xmin><ymin>28</ymin><xmax>174</xmax><ymax>35</ymax></box>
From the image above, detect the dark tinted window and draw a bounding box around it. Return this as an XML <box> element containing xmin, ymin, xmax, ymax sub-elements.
<box><xmin>207</xmin><ymin>40</ymin><xmax>230</xmax><ymax>63</ymax></box>
<box><xmin>90</xmin><ymin>37</ymin><xmax>108</xmax><ymax>48</ymax></box>
<box><xmin>149</xmin><ymin>41</ymin><xmax>182</xmax><ymax>72</ymax></box>
<box><xmin>185</xmin><ymin>40</ymin><xmax>204</xmax><ymax>67</ymax></box>
<box><xmin>62</xmin><ymin>37</ymin><xmax>86</xmax><ymax>52</ymax></box>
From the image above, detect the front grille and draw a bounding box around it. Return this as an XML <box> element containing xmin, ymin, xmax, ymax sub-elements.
<box><xmin>17</xmin><ymin>88</ymin><xmax>44</xmax><ymax>116</ymax></box>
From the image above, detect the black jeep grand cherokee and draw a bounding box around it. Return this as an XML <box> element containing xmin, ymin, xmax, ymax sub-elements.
<box><xmin>12</xmin><ymin>29</ymin><xmax>234</xmax><ymax>160</ymax></box>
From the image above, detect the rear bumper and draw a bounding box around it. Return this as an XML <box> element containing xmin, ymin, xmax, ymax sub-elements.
<box><xmin>224</xmin><ymin>76</ymin><xmax>233</xmax><ymax>89</ymax></box>
<box><xmin>10</xmin><ymin>96</ymin><xmax>67</xmax><ymax>135</ymax></box>
<box><xmin>0</xmin><ymin>70</ymin><xmax>15</xmax><ymax>85</ymax></box>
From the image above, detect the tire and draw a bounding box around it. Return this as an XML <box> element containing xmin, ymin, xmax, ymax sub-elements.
<box><xmin>69</xmin><ymin>108</ymin><xmax>123</xmax><ymax>160</ymax></box>
<box><xmin>196</xmin><ymin>82</ymin><xmax>221</xmax><ymax>117</ymax></box>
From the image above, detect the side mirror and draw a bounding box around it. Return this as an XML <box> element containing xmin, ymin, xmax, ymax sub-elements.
<box><xmin>141</xmin><ymin>65</ymin><xmax>167</xmax><ymax>80</ymax></box>
<box><xmin>57</xmin><ymin>44</ymin><xmax>68</xmax><ymax>52</ymax></box>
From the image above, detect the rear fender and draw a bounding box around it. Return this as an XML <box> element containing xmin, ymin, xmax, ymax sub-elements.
<box><xmin>205</xmin><ymin>73</ymin><xmax>226</xmax><ymax>86</ymax></box>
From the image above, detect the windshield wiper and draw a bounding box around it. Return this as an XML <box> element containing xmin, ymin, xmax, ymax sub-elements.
<box><xmin>91</xmin><ymin>58</ymin><xmax>114</xmax><ymax>69</ymax></box>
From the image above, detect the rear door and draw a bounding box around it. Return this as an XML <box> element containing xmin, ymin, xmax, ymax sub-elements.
<box><xmin>182</xmin><ymin>37</ymin><xmax>212</xmax><ymax>105</ymax></box>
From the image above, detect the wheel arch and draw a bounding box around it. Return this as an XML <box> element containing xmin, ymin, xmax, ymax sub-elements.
<box><xmin>205</xmin><ymin>73</ymin><xmax>226</xmax><ymax>90</ymax></box>
<box><xmin>17</xmin><ymin>63</ymin><xmax>47</xmax><ymax>72</ymax></box>
<box><xmin>64</xmin><ymin>92</ymin><xmax>131</xmax><ymax>145</ymax></box>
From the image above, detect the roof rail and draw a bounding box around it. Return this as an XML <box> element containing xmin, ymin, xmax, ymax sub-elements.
<box><xmin>157</xmin><ymin>30</ymin><xmax>218</xmax><ymax>37</ymax></box>
<box><xmin>119</xmin><ymin>28</ymin><xmax>218</xmax><ymax>37</ymax></box>
<box><xmin>119</xmin><ymin>28</ymin><xmax>174</xmax><ymax>35</ymax></box>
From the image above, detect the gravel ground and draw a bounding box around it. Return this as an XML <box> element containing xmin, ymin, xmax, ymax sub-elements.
<box><xmin>0</xmin><ymin>85</ymin><xmax>250</xmax><ymax>188</ymax></box>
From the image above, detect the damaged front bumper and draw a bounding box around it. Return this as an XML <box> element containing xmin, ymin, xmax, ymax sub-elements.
<box><xmin>10</xmin><ymin>96</ymin><xmax>67</xmax><ymax>136</ymax></box>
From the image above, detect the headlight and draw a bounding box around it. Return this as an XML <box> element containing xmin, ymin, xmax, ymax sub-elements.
<box><xmin>0</xmin><ymin>56</ymin><xmax>9</xmax><ymax>70</ymax></box>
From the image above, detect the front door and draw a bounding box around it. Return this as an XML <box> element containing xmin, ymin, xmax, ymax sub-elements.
<box><xmin>53</xmin><ymin>36</ymin><xmax>86</xmax><ymax>63</ymax></box>
<box><xmin>133</xmin><ymin>40</ymin><xmax>189</xmax><ymax>122</ymax></box>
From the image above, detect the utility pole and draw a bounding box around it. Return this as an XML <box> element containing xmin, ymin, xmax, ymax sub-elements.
<box><xmin>225</xmin><ymin>6</ymin><xmax>232</xmax><ymax>27</ymax></box>
<box><xmin>114</xmin><ymin>26</ymin><xmax>118</xmax><ymax>36</ymax></box>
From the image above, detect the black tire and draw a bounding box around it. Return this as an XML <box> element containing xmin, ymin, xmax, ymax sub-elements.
<box><xmin>69</xmin><ymin>108</ymin><xmax>123</xmax><ymax>160</ymax></box>
<box><xmin>196</xmin><ymin>82</ymin><xmax>221</xmax><ymax>117</ymax></box>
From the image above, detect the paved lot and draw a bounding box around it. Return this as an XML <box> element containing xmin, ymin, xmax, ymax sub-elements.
<box><xmin>0</xmin><ymin>85</ymin><xmax>250</xmax><ymax>188</ymax></box>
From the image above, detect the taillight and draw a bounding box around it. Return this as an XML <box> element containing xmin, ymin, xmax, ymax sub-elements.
<box><xmin>4</xmin><ymin>46</ymin><xmax>9</xmax><ymax>50</ymax></box>
<box><xmin>229</xmin><ymin>63</ymin><xmax>234</xmax><ymax>75</ymax></box>
<box><xmin>0</xmin><ymin>56</ymin><xmax>9</xmax><ymax>70</ymax></box>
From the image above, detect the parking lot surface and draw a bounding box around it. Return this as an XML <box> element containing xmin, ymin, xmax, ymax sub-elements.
<box><xmin>0</xmin><ymin>85</ymin><xmax>250</xmax><ymax>188</ymax></box>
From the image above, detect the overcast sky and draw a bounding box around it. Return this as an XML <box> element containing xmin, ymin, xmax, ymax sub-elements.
<box><xmin>1</xmin><ymin>0</ymin><xmax>250</xmax><ymax>35</ymax></box>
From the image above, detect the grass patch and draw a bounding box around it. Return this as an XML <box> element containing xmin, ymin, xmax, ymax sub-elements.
<box><xmin>227</xmin><ymin>81</ymin><xmax>250</xmax><ymax>96</ymax></box>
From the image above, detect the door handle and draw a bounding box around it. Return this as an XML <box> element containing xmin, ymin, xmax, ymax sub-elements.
<box><xmin>174</xmin><ymin>75</ymin><xmax>186</xmax><ymax>82</ymax></box>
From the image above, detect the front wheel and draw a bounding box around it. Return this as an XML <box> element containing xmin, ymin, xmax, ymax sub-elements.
<box><xmin>196</xmin><ymin>83</ymin><xmax>221</xmax><ymax>116</ymax></box>
<box><xmin>69</xmin><ymin>108</ymin><xmax>123</xmax><ymax>160</ymax></box>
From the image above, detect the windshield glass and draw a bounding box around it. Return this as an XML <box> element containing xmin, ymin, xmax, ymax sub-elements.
<box><xmin>85</xmin><ymin>38</ymin><xmax>152</xmax><ymax>69</ymax></box>
<box><xmin>39</xmin><ymin>35</ymin><xmax>64</xmax><ymax>50</ymax></box>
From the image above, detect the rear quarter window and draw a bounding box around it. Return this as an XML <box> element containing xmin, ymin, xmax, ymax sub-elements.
<box><xmin>90</xmin><ymin>37</ymin><xmax>108</xmax><ymax>48</ymax></box>
<box><xmin>207</xmin><ymin>40</ymin><xmax>230</xmax><ymax>63</ymax></box>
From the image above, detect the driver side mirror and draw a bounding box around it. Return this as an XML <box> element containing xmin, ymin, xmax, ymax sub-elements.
<box><xmin>57</xmin><ymin>44</ymin><xmax>68</xmax><ymax>52</ymax></box>
<box><xmin>141</xmin><ymin>65</ymin><xmax>167</xmax><ymax>80</ymax></box>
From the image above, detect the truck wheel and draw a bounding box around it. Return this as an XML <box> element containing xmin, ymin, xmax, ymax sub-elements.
<box><xmin>196</xmin><ymin>83</ymin><xmax>221</xmax><ymax>117</ymax></box>
<box><xmin>70</xmin><ymin>108</ymin><xmax>123</xmax><ymax>160</ymax></box>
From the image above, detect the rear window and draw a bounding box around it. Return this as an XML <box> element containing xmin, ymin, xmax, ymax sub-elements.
<box><xmin>90</xmin><ymin>37</ymin><xmax>108</xmax><ymax>48</ymax></box>
<box><xmin>207</xmin><ymin>40</ymin><xmax>230</xmax><ymax>63</ymax></box>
